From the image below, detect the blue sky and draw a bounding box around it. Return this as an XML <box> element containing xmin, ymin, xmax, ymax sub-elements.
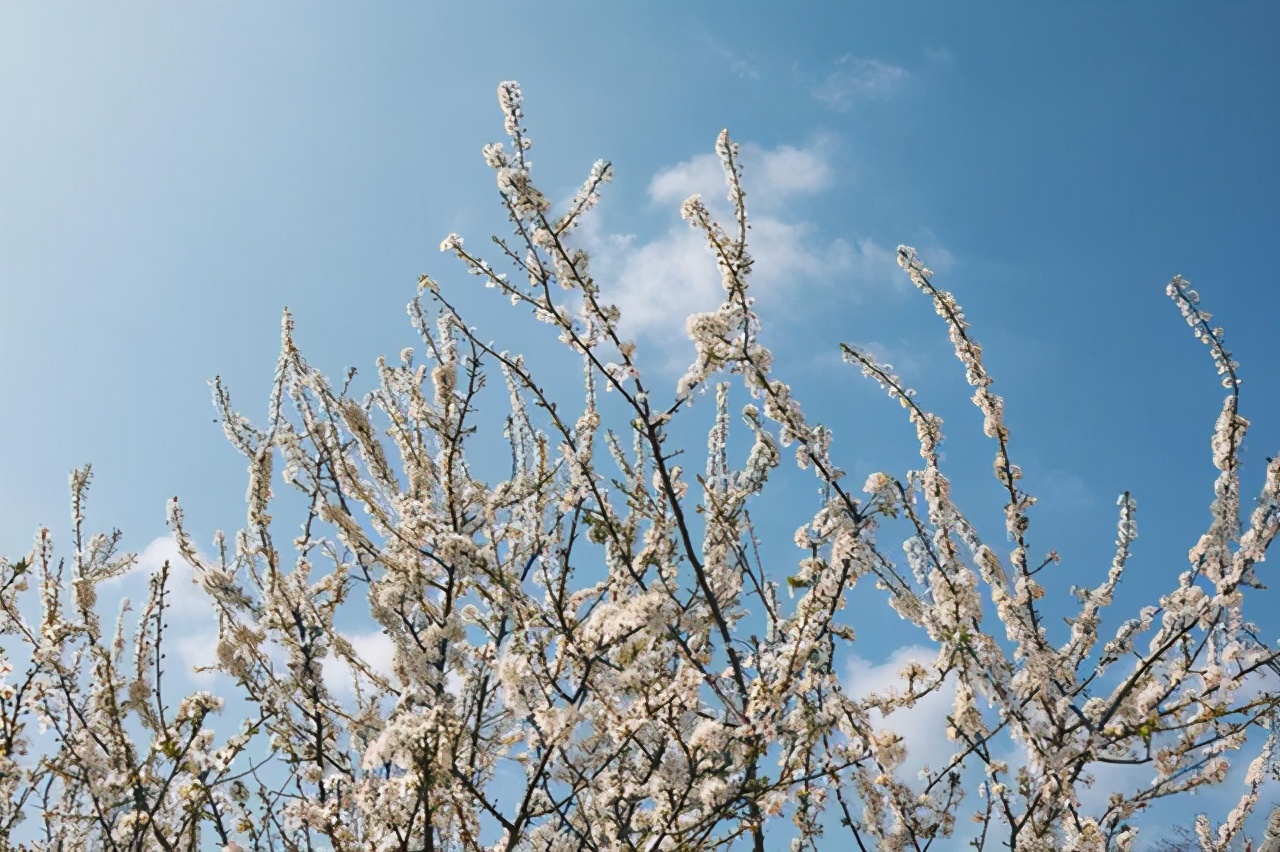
<box><xmin>2</xmin><ymin>2</ymin><xmax>1279</xmax><ymax>846</ymax></box>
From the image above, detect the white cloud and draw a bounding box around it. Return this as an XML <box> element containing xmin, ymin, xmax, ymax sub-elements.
<box><xmin>323</xmin><ymin>628</ymin><xmax>396</xmax><ymax>699</ymax></box>
<box><xmin>112</xmin><ymin>539</ymin><xmax>452</xmax><ymax>703</ymax></box>
<box><xmin>873</xmin><ymin>643</ymin><xmax>1280</xmax><ymax>833</ymax></box>
<box><xmin>647</xmin><ymin>141</ymin><xmax>832</xmax><ymax>208</ymax></box>
<box><xmin>103</xmin><ymin>535</ymin><xmax>221</xmax><ymax>682</ymax></box>
<box><xmin>849</xmin><ymin>338</ymin><xmax>932</xmax><ymax>382</ymax></box>
<box><xmin>843</xmin><ymin>645</ymin><xmax>959</xmax><ymax>779</ymax></box>
<box><xmin>591</xmin><ymin>224</ymin><xmax>722</xmax><ymax>348</ymax></box>
<box><xmin>647</xmin><ymin>153</ymin><xmax>727</xmax><ymax>208</ymax></box>
<box><xmin>754</xmin><ymin>144</ymin><xmax>832</xmax><ymax>199</ymax></box>
<box><xmin>582</xmin><ymin>139</ymin><xmax>901</xmax><ymax>352</ymax></box>
<box><xmin>813</xmin><ymin>56</ymin><xmax>909</xmax><ymax>111</ymax></box>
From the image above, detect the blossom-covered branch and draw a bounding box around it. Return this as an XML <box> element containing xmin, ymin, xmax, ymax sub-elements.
<box><xmin>2</xmin><ymin>81</ymin><xmax>1278</xmax><ymax>852</ymax></box>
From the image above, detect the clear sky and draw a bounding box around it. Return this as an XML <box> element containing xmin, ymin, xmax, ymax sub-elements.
<box><xmin>2</xmin><ymin>2</ymin><xmax>1279</xmax><ymax>846</ymax></box>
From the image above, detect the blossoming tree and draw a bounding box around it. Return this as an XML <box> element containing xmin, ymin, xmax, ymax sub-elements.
<box><xmin>2</xmin><ymin>82</ymin><xmax>1278</xmax><ymax>852</ymax></box>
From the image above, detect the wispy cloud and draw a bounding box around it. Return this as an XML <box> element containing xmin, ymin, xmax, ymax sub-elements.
<box><xmin>1030</xmin><ymin>467</ymin><xmax>1095</xmax><ymax>511</ymax></box>
<box><xmin>813</xmin><ymin>56</ymin><xmax>909</xmax><ymax>111</ymax></box>
<box><xmin>925</xmin><ymin>47</ymin><xmax>954</xmax><ymax>66</ymax></box>
<box><xmin>699</xmin><ymin>36</ymin><xmax>761</xmax><ymax>80</ymax></box>
<box><xmin>909</xmin><ymin>229</ymin><xmax>956</xmax><ymax>276</ymax></box>
<box><xmin>847</xmin><ymin>338</ymin><xmax>933</xmax><ymax>383</ymax></box>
